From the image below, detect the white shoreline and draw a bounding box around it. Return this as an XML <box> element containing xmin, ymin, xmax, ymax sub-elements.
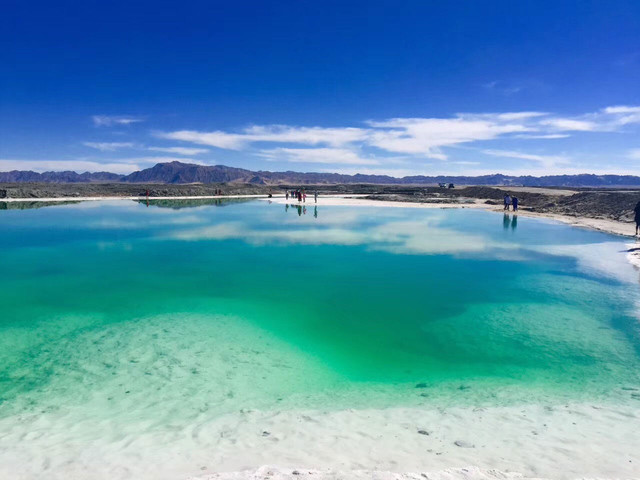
<box><xmin>2</xmin><ymin>401</ymin><xmax>639</xmax><ymax>480</ymax></box>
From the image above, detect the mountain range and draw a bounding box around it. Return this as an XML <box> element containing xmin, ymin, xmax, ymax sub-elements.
<box><xmin>1</xmin><ymin>161</ymin><xmax>639</xmax><ymax>187</ymax></box>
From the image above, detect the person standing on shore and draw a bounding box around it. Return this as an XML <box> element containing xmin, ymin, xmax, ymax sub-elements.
<box><xmin>512</xmin><ymin>196</ymin><xmax>518</xmax><ymax>212</ymax></box>
<box><xmin>286</xmin><ymin>191</ymin><xmax>289</xmax><ymax>201</ymax></box>
<box><xmin>314</xmin><ymin>191</ymin><xmax>318</xmax><ymax>203</ymax></box>
<box><xmin>504</xmin><ymin>194</ymin><xmax>511</xmax><ymax>211</ymax></box>
<box><xmin>635</xmin><ymin>201</ymin><xmax>640</xmax><ymax>236</ymax></box>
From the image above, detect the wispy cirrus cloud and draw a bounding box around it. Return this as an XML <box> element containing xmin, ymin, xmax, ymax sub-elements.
<box><xmin>92</xmin><ymin>115</ymin><xmax>144</xmax><ymax>127</ymax></box>
<box><xmin>156</xmin><ymin>125</ymin><xmax>369</xmax><ymax>150</ymax></box>
<box><xmin>259</xmin><ymin>147</ymin><xmax>379</xmax><ymax>165</ymax></box>
<box><xmin>482</xmin><ymin>80</ymin><xmax>524</xmax><ymax>96</ymax></box>
<box><xmin>482</xmin><ymin>149</ymin><xmax>570</xmax><ymax>169</ymax></box>
<box><xmin>147</xmin><ymin>146</ymin><xmax>210</xmax><ymax>155</ymax></box>
<box><xmin>154</xmin><ymin>106</ymin><xmax>640</xmax><ymax>164</ymax></box>
<box><xmin>83</xmin><ymin>142</ymin><xmax>136</xmax><ymax>151</ymax></box>
<box><xmin>513</xmin><ymin>134</ymin><xmax>570</xmax><ymax>139</ymax></box>
<box><xmin>64</xmin><ymin>105</ymin><xmax>640</xmax><ymax>175</ymax></box>
<box><xmin>365</xmin><ymin>114</ymin><xmax>538</xmax><ymax>159</ymax></box>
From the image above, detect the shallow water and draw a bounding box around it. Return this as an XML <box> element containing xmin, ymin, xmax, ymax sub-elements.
<box><xmin>1</xmin><ymin>199</ymin><xmax>639</xmax><ymax>477</ymax></box>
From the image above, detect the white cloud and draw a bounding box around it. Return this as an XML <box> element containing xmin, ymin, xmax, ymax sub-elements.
<box><xmin>147</xmin><ymin>146</ymin><xmax>210</xmax><ymax>155</ymax></box>
<box><xmin>491</xmin><ymin>112</ymin><xmax>547</xmax><ymax>120</ymax></box>
<box><xmin>83</xmin><ymin>142</ymin><xmax>135</xmax><ymax>151</ymax></box>
<box><xmin>514</xmin><ymin>134</ymin><xmax>570</xmax><ymax>139</ymax></box>
<box><xmin>153</xmin><ymin>106</ymin><xmax>640</xmax><ymax>169</ymax></box>
<box><xmin>157</xmin><ymin>130</ymin><xmax>246</xmax><ymax>149</ymax></box>
<box><xmin>628</xmin><ymin>149</ymin><xmax>640</xmax><ymax>160</ymax></box>
<box><xmin>92</xmin><ymin>115</ymin><xmax>143</xmax><ymax>127</ymax></box>
<box><xmin>539</xmin><ymin>118</ymin><xmax>598</xmax><ymax>131</ymax></box>
<box><xmin>244</xmin><ymin>125</ymin><xmax>369</xmax><ymax>147</ymax></box>
<box><xmin>156</xmin><ymin>125</ymin><xmax>369</xmax><ymax>150</ymax></box>
<box><xmin>366</xmin><ymin>115</ymin><xmax>531</xmax><ymax>158</ymax></box>
<box><xmin>483</xmin><ymin>149</ymin><xmax>570</xmax><ymax>168</ymax></box>
<box><xmin>603</xmin><ymin>106</ymin><xmax>640</xmax><ymax>114</ymax></box>
<box><xmin>259</xmin><ymin>147</ymin><xmax>379</xmax><ymax>165</ymax></box>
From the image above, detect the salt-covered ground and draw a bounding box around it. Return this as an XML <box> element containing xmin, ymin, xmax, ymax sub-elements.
<box><xmin>3</xmin><ymin>402</ymin><xmax>639</xmax><ymax>480</ymax></box>
<box><xmin>184</xmin><ymin>403</ymin><xmax>640</xmax><ymax>480</ymax></box>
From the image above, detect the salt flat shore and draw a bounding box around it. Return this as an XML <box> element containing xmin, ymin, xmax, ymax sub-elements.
<box><xmin>181</xmin><ymin>403</ymin><xmax>640</xmax><ymax>480</ymax></box>
<box><xmin>2</xmin><ymin>402</ymin><xmax>639</xmax><ymax>480</ymax></box>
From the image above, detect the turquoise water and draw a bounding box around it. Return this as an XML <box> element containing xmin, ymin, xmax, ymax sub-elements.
<box><xmin>1</xmin><ymin>199</ymin><xmax>639</xmax><ymax>427</ymax></box>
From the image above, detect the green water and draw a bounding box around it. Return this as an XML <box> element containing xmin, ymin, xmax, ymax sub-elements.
<box><xmin>1</xmin><ymin>199</ymin><xmax>639</xmax><ymax>426</ymax></box>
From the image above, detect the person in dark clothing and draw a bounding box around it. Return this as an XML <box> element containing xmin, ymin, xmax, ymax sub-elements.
<box><xmin>635</xmin><ymin>201</ymin><xmax>640</xmax><ymax>236</ymax></box>
<box><xmin>512</xmin><ymin>196</ymin><xmax>518</xmax><ymax>211</ymax></box>
<box><xmin>503</xmin><ymin>194</ymin><xmax>511</xmax><ymax>211</ymax></box>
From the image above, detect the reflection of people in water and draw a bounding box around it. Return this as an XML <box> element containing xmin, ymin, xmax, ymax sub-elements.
<box><xmin>503</xmin><ymin>213</ymin><xmax>517</xmax><ymax>230</ymax></box>
<box><xmin>314</xmin><ymin>206</ymin><xmax>318</xmax><ymax>218</ymax></box>
<box><xmin>285</xmin><ymin>204</ymin><xmax>289</xmax><ymax>212</ymax></box>
<box><xmin>297</xmin><ymin>205</ymin><xmax>302</xmax><ymax>216</ymax></box>
<box><xmin>503</xmin><ymin>213</ymin><xmax>511</xmax><ymax>229</ymax></box>
<box><xmin>303</xmin><ymin>206</ymin><xmax>306</xmax><ymax>215</ymax></box>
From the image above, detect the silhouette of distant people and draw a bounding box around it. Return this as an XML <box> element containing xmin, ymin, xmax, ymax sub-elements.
<box><xmin>503</xmin><ymin>194</ymin><xmax>512</xmax><ymax>211</ymax></box>
<box><xmin>512</xmin><ymin>196</ymin><xmax>518</xmax><ymax>211</ymax></box>
<box><xmin>314</xmin><ymin>191</ymin><xmax>318</xmax><ymax>203</ymax></box>
<box><xmin>635</xmin><ymin>201</ymin><xmax>640</xmax><ymax>236</ymax></box>
<box><xmin>285</xmin><ymin>191</ymin><xmax>289</xmax><ymax>200</ymax></box>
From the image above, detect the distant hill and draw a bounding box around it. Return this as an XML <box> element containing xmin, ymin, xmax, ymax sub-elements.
<box><xmin>1</xmin><ymin>161</ymin><xmax>639</xmax><ymax>187</ymax></box>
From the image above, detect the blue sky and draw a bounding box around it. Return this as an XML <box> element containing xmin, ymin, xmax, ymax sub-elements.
<box><xmin>1</xmin><ymin>0</ymin><xmax>640</xmax><ymax>176</ymax></box>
